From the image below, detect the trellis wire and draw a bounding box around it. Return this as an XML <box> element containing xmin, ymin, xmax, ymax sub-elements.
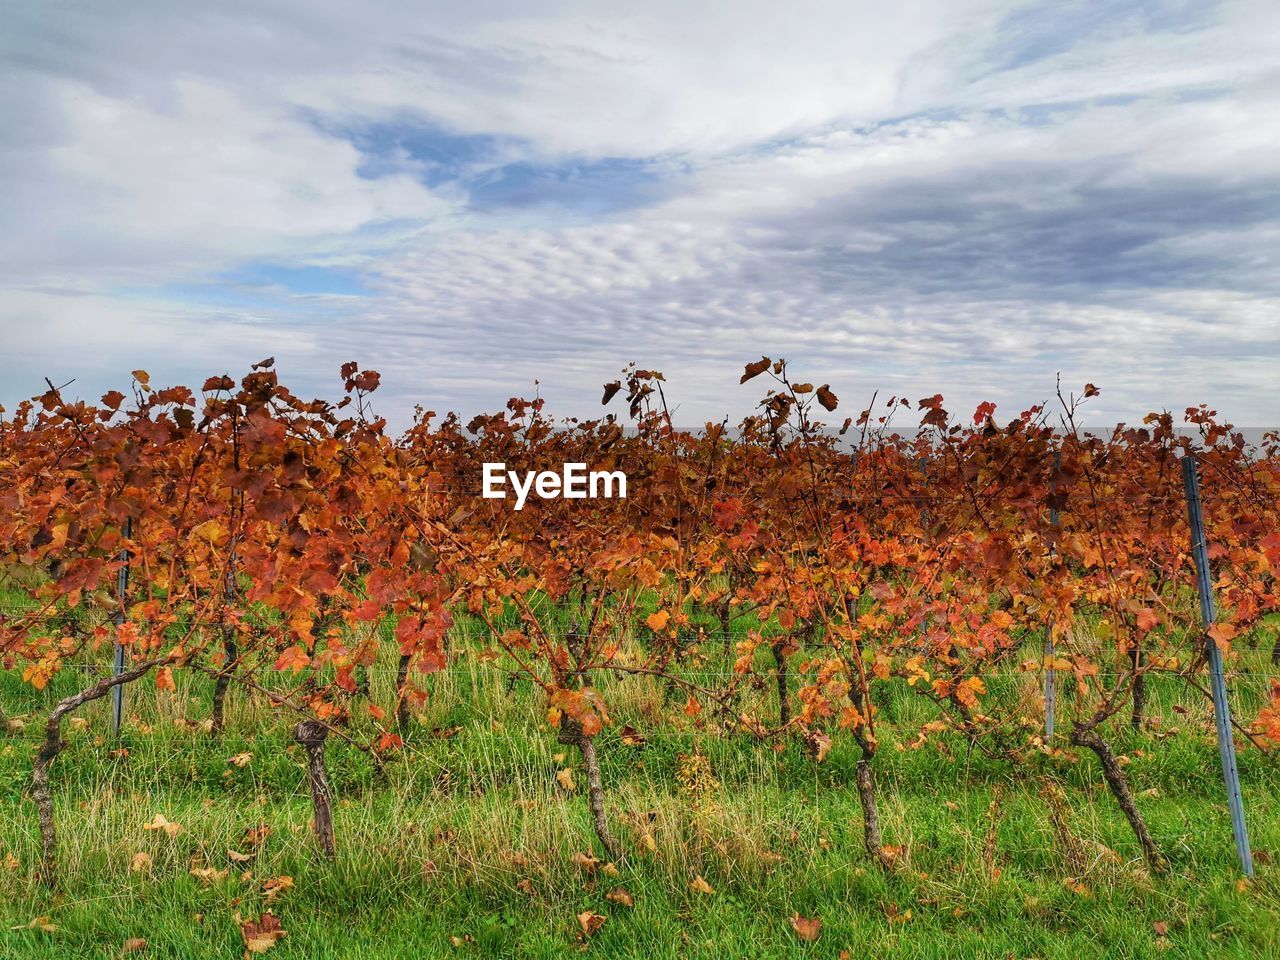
<box><xmin>1183</xmin><ymin>454</ymin><xmax>1253</xmax><ymax>877</ymax></box>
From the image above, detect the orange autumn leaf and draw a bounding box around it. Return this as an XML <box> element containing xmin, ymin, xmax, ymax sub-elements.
<box><xmin>790</xmin><ymin>914</ymin><xmax>822</xmax><ymax>941</ymax></box>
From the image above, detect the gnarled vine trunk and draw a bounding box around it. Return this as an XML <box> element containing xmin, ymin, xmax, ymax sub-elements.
<box><xmin>841</xmin><ymin>596</ymin><xmax>889</xmax><ymax>868</ymax></box>
<box><xmin>211</xmin><ymin>635</ymin><xmax>237</xmax><ymax>733</ymax></box>
<box><xmin>559</xmin><ymin>716</ymin><xmax>623</xmax><ymax>862</ymax></box>
<box><xmin>850</xmin><ymin>708</ymin><xmax>891</xmax><ymax>867</ymax></box>
<box><xmin>772</xmin><ymin>641</ymin><xmax>791</xmax><ymax>729</ymax></box>
<box><xmin>395</xmin><ymin>652</ymin><xmax>413</xmax><ymax>732</ymax></box>
<box><xmin>1129</xmin><ymin>643</ymin><xmax>1146</xmax><ymax>731</ymax></box>
<box><xmin>33</xmin><ymin>659</ymin><xmax>164</xmax><ymax>886</ymax></box>
<box><xmin>293</xmin><ymin>720</ymin><xmax>335</xmax><ymax>858</ymax></box>
<box><xmin>1070</xmin><ymin>724</ymin><xmax>1166</xmax><ymax>872</ymax></box>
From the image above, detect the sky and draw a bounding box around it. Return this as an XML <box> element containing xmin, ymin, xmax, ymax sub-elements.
<box><xmin>1</xmin><ymin>0</ymin><xmax>1278</xmax><ymax>432</ymax></box>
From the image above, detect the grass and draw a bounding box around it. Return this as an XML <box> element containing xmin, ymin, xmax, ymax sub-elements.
<box><xmin>2</xmin><ymin>611</ymin><xmax>1280</xmax><ymax>958</ymax></box>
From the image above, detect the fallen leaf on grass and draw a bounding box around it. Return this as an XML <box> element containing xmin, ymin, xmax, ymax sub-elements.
<box><xmin>1064</xmin><ymin>878</ymin><xmax>1092</xmax><ymax>898</ymax></box>
<box><xmin>556</xmin><ymin>768</ymin><xmax>576</xmax><ymax>792</ymax></box>
<box><xmin>229</xmin><ymin>752</ymin><xmax>253</xmax><ymax>768</ymax></box>
<box><xmin>790</xmin><ymin>914</ymin><xmax>821</xmax><ymax>942</ymax></box>
<box><xmin>606</xmin><ymin>887</ymin><xmax>634</xmax><ymax>907</ymax></box>
<box><xmin>881</xmin><ymin>902</ymin><xmax>912</xmax><ymax>924</ymax></box>
<box><xmin>619</xmin><ymin>725</ymin><xmax>647</xmax><ymax>747</ymax></box>
<box><xmin>571</xmin><ymin>851</ymin><xmax>600</xmax><ymax>874</ymax></box>
<box><xmin>142</xmin><ymin>814</ymin><xmax>181</xmax><ymax>838</ymax></box>
<box><xmin>1153</xmin><ymin>921</ymin><xmax>1170</xmax><ymax>937</ymax></box>
<box><xmin>129</xmin><ymin>852</ymin><xmax>153</xmax><ymax>874</ymax></box>
<box><xmin>240</xmin><ymin>912</ymin><xmax>286</xmax><ymax>956</ymax></box>
<box><xmin>122</xmin><ymin>937</ymin><xmax>148</xmax><ymax>953</ymax></box>
<box><xmin>577</xmin><ymin>911</ymin><xmax>606</xmax><ymax>936</ymax></box>
<box><xmin>11</xmin><ymin>916</ymin><xmax>58</xmax><ymax>933</ymax></box>
<box><xmin>228</xmin><ymin>849</ymin><xmax>253</xmax><ymax>864</ymax></box>
<box><xmin>190</xmin><ymin>866</ymin><xmax>231</xmax><ymax>885</ymax></box>
<box><xmin>690</xmin><ymin>875</ymin><xmax>715</xmax><ymax>894</ymax></box>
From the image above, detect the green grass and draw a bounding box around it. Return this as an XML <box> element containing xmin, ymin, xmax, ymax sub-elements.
<box><xmin>2</xmin><ymin>619</ymin><xmax>1280</xmax><ymax>959</ymax></box>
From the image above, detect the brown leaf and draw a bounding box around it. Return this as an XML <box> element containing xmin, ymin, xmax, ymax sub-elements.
<box><xmin>806</xmin><ymin>731</ymin><xmax>832</xmax><ymax>763</ymax></box>
<box><xmin>142</xmin><ymin>814</ymin><xmax>181</xmax><ymax>837</ymax></box>
<box><xmin>129</xmin><ymin>851</ymin><xmax>153</xmax><ymax>874</ymax></box>
<box><xmin>606</xmin><ymin>887</ymin><xmax>635</xmax><ymax>907</ymax></box>
<box><xmin>189</xmin><ymin>866</ymin><xmax>230</xmax><ymax>885</ymax></box>
<box><xmin>240</xmin><ymin>912</ymin><xmax>286</xmax><ymax>955</ymax></box>
<box><xmin>619</xmin><ymin>725</ymin><xmax>647</xmax><ymax>747</ymax></box>
<box><xmin>789</xmin><ymin>914</ymin><xmax>822</xmax><ymax>942</ymax></box>
<box><xmin>122</xmin><ymin>937</ymin><xmax>149</xmax><ymax>953</ymax></box>
<box><xmin>12</xmin><ymin>916</ymin><xmax>59</xmax><ymax>933</ymax></box>
<box><xmin>602</xmin><ymin>381</ymin><xmax>622</xmax><ymax>405</ymax></box>
<box><xmin>556</xmin><ymin>768</ymin><xmax>576</xmax><ymax>792</ymax></box>
<box><xmin>1153</xmin><ymin>921</ymin><xmax>1169</xmax><ymax>937</ymax></box>
<box><xmin>577</xmin><ymin>911</ymin><xmax>606</xmax><ymax>937</ymax></box>
<box><xmin>571</xmin><ymin>851</ymin><xmax>600</xmax><ymax>874</ymax></box>
<box><xmin>816</xmin><ymin>384</ymin><xmax>838</xmax><ymax>412</ymax></box>
<box><xmin>227</xmin><ymin>849</ymin><xmax>253</xmax><ymax>864</ymax></box>
<box><xmin>690</xmin><ymin>875</ymin><xmax>715</xmax><ymax>894</ymax></box>
<box><xmin>262</xmin><ymin>876</ymin><xmax>293</xmax><ymax>902</ymax></box>
<box><xmin>740</xmin><ymin>357</ymin><xmax>772</xmax><ymax>384</ymax></box>
<box><xmin>1064</xmin><ymin>877</ymin><xmax>1092</xmax><ymax>898</ymax></box>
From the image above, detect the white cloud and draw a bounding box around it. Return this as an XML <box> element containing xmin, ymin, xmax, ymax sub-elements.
<box><xmin>0</xmin><ymin>77</ymin><xmax>454</xmax><ymax>286</ymax></box>
<box><xmin>0</xmin><ymin>0</ymin><xmax>1278</xmax><ymax>428</ymax></box>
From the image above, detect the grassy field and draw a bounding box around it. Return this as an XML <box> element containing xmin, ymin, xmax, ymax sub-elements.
<box><xmin>2</xmin><ymin>620</ymin><xmax>1280</xmax><ymax>959</ymax></box>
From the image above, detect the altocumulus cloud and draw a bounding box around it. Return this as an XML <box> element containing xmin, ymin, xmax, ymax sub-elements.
<box><xmin>0</xmin><ymin>0</ymin><xmax>1277</xmax><ymax>429</ymax></box>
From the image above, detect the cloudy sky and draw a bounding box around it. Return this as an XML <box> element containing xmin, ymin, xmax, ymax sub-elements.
<box><xmin>2</xmin><ymin>0</ymin><xmax>1278</xmax><ymax>430</ymax></box>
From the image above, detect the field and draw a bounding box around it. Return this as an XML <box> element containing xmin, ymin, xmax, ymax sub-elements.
<box><xmin>3</xmin><ymin>612</ymin><xmax>1280</xmax><ymax>960</ymax></box>
<box><xmin>3</xmin><ymin>363</ymin><xmax>1280</xmax><ymax>958</ymax></box>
